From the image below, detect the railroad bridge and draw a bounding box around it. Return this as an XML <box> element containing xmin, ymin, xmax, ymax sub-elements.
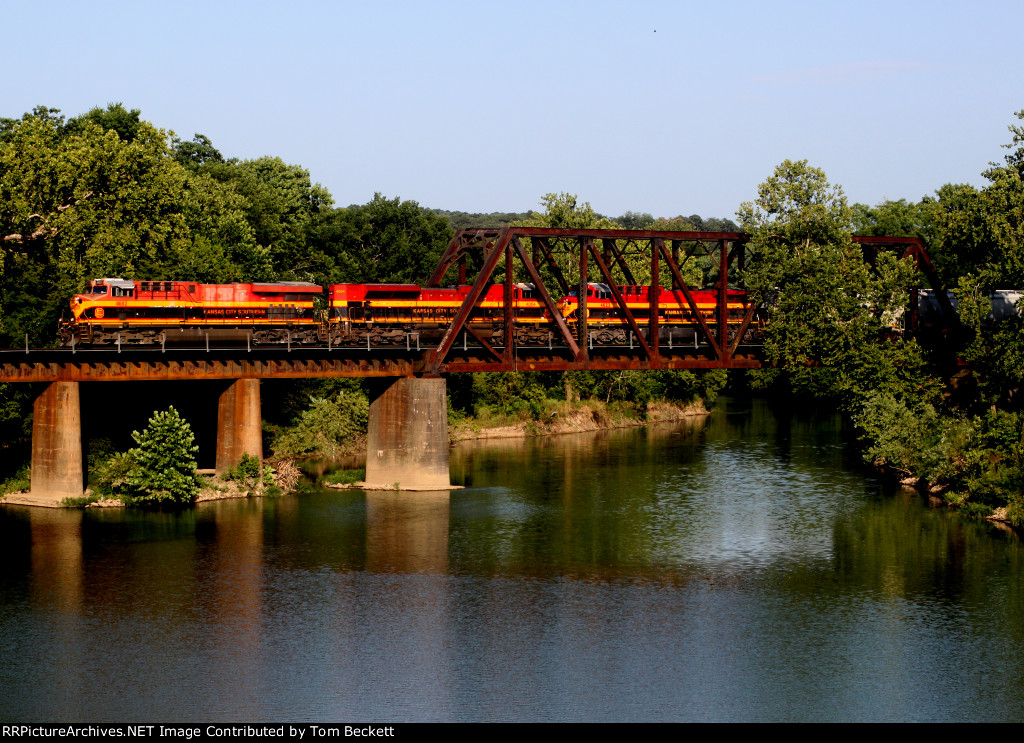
<box><xmin>0</xmin><ymin>229</ymin><xmax>945</xmax><ymax>500</ymax></box>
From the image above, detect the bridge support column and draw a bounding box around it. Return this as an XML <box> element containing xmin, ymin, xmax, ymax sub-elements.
<box><xmin>31</xmin><ymin>382</ymin><xmax>85</xmax><ymax>499</ymax></box>
<box><xmin>364</xmin><ymin>376</ymin><xmax>451</xmax><ymax>490</ymax></box>
<box><xmin>216</xmin><ymin>379</ymin><xmax>262</xmax><ymax>475</ymax></box>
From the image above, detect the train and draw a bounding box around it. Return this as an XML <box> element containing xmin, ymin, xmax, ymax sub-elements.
<box><xmin>58</xmin><ymin>277</ymin><xmax>763</xmax><ymax>348</ymax></box>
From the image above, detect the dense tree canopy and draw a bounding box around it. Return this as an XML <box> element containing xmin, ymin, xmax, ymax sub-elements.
<box><xmin>739</xmin><ymin>159</ymin><xmax>929</xmax><ymax>409</ymax></box>
<box><xmin>307</xmin><ymin>193</ymin><xmax>453</xmax><ymax>285</ymax></box>
<box><xmin>2</xmin><ymin>101</ymin><xmax>1022</xmax><ymax>522</ymax></box>
<box><xmin>0</xmin><ymin>105</ymin><xmax>455</xmax><ymax>346</ymax></box>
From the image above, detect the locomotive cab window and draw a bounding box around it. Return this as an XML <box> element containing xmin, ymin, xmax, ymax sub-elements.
<box><xmin>112</xmin><ymin>286</ymin><xmax>134</xmax><ymax>298</ymax></box>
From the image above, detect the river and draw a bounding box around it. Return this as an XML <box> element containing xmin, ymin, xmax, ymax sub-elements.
<box><xmin>1</xmin><ymin>396</ymin><xmax>1022</xmax><ymax>722</ymax></box>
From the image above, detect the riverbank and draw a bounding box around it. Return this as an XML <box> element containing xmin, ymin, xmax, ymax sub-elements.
<box><xmin>886</xmin><ymin>465</ymin><xmax>1018</xmax><ymax>530</ymax></box>
<box><xmin>324</xmin><ymin>399</ymin><xmax>711</xmax><ymax>491</ymax></box>
<box><xmin>449</xmin><ymin>398</ymin><xmax>709</xmax><ymax>442</ymax></box>
<box><xmin>1</xmin><ymin>400</ymin><xmax>711</xmax><ymax>508</ymax></box>
<box><xmin>0</xmin><ymin>458</ymin><xmax>305</xmax><ymax>509</ymax></box>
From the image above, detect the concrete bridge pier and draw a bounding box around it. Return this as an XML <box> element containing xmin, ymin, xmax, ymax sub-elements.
<box><xmin>31</xmin><ymin>382</ymin><xmax>85</xmax><ymax>500</ymax></box>
<box><xmin>364</xmin><ymin>376</ymin><xmax>453</xmax><ymax>490</ymax></box>
<box><xmin>215</xmin><ymin>379</ymin><xmax>263</xmax><ymax>475</ymax></box>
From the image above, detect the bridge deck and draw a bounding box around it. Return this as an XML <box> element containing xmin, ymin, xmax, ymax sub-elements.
<box><xmin>0</xmin><ymin>344</ymin><xmax>764</xmax><ymax>382</ymax></box>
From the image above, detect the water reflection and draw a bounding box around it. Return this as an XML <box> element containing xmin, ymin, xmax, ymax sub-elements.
<box><xmin>365</xmin><ymin>492</ymin><xmax>450</xmax><ymax>573</ymax></box>
<box><xmin>2</xmin><ymin>398</ymin><xmax>1023</xmax><ymax>721</ymax></box>
<box><xmin>28</xmin><ymin>508</ymin><xmax>84</xmax><ymax>613</ymax></box>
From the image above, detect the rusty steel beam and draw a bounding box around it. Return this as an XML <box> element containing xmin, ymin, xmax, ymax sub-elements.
<box><xmin>534</xmin><ymin>236</ymin><xmax>570</xmax><ymax>295</ymax></box>
<box><xmin>588</xmin><ymin>242</ymin><xmax>653</xmax><ymax>360</ymax></box>
<box><xmin>577</xmin><ymin>238</ymin><xmax>590</xmax><ymax>361</ymax></box>
<box><xmin>657</xmin><ymin>241</ymin><xmax>723</xmax><ymax>360</ymax></box>
<box><xmin>649</xmin><ymin>239</ymin><xmax>661</xmax><ymax>364</ymax></box>
<box><xmin>511</xmin><ymin>237</ymin><xmax>580</xmax><ymax>356</ymax></box>
<box><xmin>427</xmin><ymin>228</ymin><xmax>502</xmax><ymax>287</ymax></box>
<box><xmin>463</xmin><ymin>324</ymin><xmax>503</xmax><ymax>363</ymax></box>
<box><xmin>503</xmin><ymin>242</ymin><xmax>514</xmax><ymax>357</ymax></box>
<box><xmin>0</xmin><ymin>353</ymin><xmax>424</xmax><ymax>383</ymax></box>
<box><xmin>851</xmin><ymin>235</ymin><xmax>959</xmax><ymax>338</ymax></box>
<box><xmin>427</xmin><ymin>227</ymin><xmax>514</xmax><ymax>374</ymax></box>
<box><xmin>729</xmin><ymin>298</ymin><xmax>762</xmax><ymax>357</ymax></box>
<box><xmin>4</xmin><ymin>231</ymin><xmax>954</xmax><ymax>383</ymax></box>
<box><xmin>718</xmin><ymin>238</ymin><xmax>731</xmax><ymax>363</ymax></box>
<box><xmin>438</xmin><ymin>353</ymin><xmax>764</xmax><ymax>373</ymax></box>
<box><xmin>602</xmin><ymin>237</ymin><xmax>637</xmax><ymax>286</ymax></box>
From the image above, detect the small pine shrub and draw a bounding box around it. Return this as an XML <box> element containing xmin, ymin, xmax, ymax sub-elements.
<box><xmin>124</xmin><ymin>407</ymin><xmax>203</xmax><ymax>505</ymax></box>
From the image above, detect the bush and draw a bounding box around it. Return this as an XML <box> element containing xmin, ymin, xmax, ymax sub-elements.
<box><xmin>220</xmin><ymin>453</ymin><xmax>275</xmax><ymax>491</ymax></box>
<box><xmin>0</xmin><ymin>464</ymin><xmax>30</xmax><ymax>496</ymax></box>
<box><xmin>960</xmin><ymin>501</ymin><xmax>994</xmax><ymax>520</ymax></box>
<box><xmin>224</xmin><ymin>452</ymin><xmax>261</xmax><ymax>484</ymax></box>
<box><xmin>272</xmin><ymin>391</ymin><xmax>369</xmax><ymax>457</ymax></box>
<box><xmin>91</xmin><ymin>451</ymin><xmax>137</xmax><ymax>498</ymax></box>
<box><xmin>123</xmin><ymin>407</ymin><xmax>203</xmax><ymax>505</ymax></box>
<box><xmin>323</xmin><ymin>468</ymin><xmax>365</xmax><ymax>485</ymax></box>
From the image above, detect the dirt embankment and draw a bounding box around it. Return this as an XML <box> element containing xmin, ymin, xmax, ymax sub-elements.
<box><xmin>449</xmin><ymin>399</ymin><xmax>709</xmax><ymax>442</ymax></box>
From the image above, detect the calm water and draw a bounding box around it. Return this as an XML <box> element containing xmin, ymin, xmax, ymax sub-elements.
<box><xmin>2</xmin><ymin>397</ymin><xmax>1023</xmax><ymax>722</ymax></box>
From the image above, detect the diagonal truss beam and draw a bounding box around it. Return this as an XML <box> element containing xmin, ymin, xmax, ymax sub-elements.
<box><xmin>601</xmin><ymin>238</ymin><xmax>637</xmax><ymax>286</ymax></box>
<box><xmin>588</xmin><ymin>242</ymin><xmax>653</xmax><ymax>359</ymax></box>
<box><xmin>657</xmin><ymin>241</ymin><xmax>723</xmax><ymax>360</ymax></box>
<box><xmin>428</xmin><ymin>227</ymin><xmax>513</xmax><ymax>373</ymax></box>
<box><xmin>512</xmin><ymin>237</ymin><xmax>580</xmax><ymax>357</ymax></box>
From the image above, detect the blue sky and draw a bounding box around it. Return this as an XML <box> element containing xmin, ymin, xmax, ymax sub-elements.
<box><xmin>3</xmin><ymin>0</ymin><xmax>1022</xmax><ymax>220</ymax></box>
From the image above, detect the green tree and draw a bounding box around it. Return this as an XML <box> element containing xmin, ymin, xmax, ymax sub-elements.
<box><xmin>738</xmin><ymin>159</ymin><xmax>932</xmax><ymax>411</ymax></box>
<box><xmin>519</xmin><ymin>192</ymin><xmax>614</xmax><ymax>230</ymax></box>
<box><xmin>851</xmin><ymin>198</ymin><xmax>934</xmax><ymax>240</ymax></box>
<box><xmin>271</xmin><ymin>389</ymin><xmax>370</xmax><ymax>457</ymax></box>
<box><xmin>200</xmin><ymin>156</ymin><xmax>333</xmax><ymax>281</ymax></box>
<box><xmin>64</xmin><ymin>102</ymin><xmax>144</xmax><ymax>143</ymax></box>
<box><xmin>172</xmin><ymin>133</ymin><xmax>225</xmax><ymax>169</ymax></box>
<box><xmin>0</xmin><ymin>109</ymin><xmax>193</xmax><ymax>345</ymax></box>
<box><xmin>615</xmin><ymin>211</ymin><xmax>655</xmax><ymax>229</ymax></box>
<box><xmin>125</xmin><ymin>407</ymin><xmax>203</xmax><ymax>505</ymax></box>
<box><xmin>306</xmin><ymin>193</ymin><xmax>453</xmax><ymax>285</ymax></box>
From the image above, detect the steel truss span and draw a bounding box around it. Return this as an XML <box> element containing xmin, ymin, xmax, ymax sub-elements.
<box><xmin>0</xmin><ymin>229</ymin><xmax>948</xmax><ymax>383</ymax></box>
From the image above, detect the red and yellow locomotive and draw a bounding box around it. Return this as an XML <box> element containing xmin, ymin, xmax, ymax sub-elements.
<box><xmin>60</xmin><ymin>278</ymin><xmax>323</xmax><ymax>346</ymax></box>
<box><xmin>60</xmin><ymin>278</ymin><xmax>760</xmax><ymax>348</ymax></box>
